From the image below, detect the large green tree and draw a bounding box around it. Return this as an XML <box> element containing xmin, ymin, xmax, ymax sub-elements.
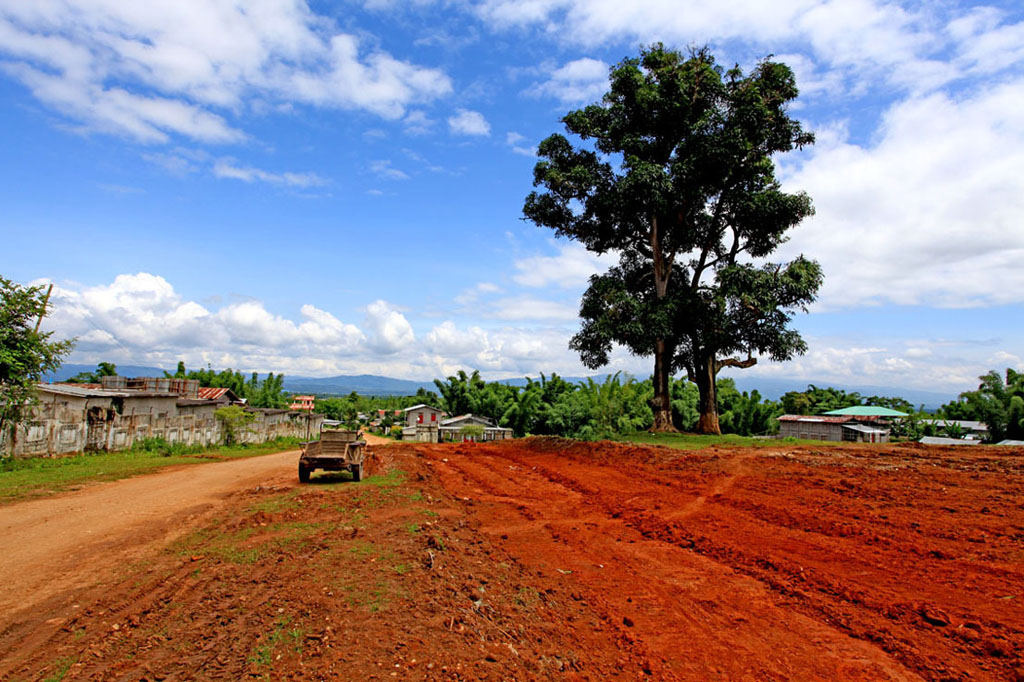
<box><xmin>945</xmin><ymin>369</ymin><xmax>1024</xmax><ymax>442</ymax></box>
<box><xmin>524</xmin><ymin>45</ymin><xmax>822</xmax><ymax>434</ymax></box>
<box><xmin>1</xmin><ymin>277</ymin><xmax>74</xmax><ymax>445</ymax></box>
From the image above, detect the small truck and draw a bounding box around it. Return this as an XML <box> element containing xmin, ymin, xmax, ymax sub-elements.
<box><xmin>298</xmin><ymin>426</ymin><xmax>367</xmax><ymax>483</ymax></box>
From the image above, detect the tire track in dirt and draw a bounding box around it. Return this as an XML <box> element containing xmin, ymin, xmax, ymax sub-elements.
<box><xmin>518</xmin><ymin>443</ymin><xmax>1023</xmax><ymax>681</ymax></box>
<box><xmin>421</xmin><ymin>442</ymin><xmax>926</xmax><ymax>681</ymax></box>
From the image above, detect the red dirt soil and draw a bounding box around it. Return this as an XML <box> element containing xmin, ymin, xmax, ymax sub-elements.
<box><xmin>1</xmin><ymin>438</ymin><xmax>1022</xmax><ymax>681</ymax></box>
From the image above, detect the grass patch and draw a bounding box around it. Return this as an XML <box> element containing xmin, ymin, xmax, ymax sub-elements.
<box><xmin>249</xmin><ymin>614</ymin><xmax>304</xmax><ymax>673</ymax></box>
<box><xmin>0</xmin><ymin>437</ymin><xmax>303</xmax><ymax>505</ymax></box>
<box><xmin>248</xmin><ymin>490</ymin><xmax>303</xmax><ymax>514</ymax></box>
<box><xmin>360</xmin><ymin>469</ymin><xmax>406</xmax><ymax>489</ymax></box>
<box><xmin>171</xmin><ymin>525</ymin><xmax>267</xmax><ymax>564</ymax></box>
<box><xmin>340</xmin><ymin>577</ymin><xmax>401</xmax><ymax>613</ymax></box>
<box><xmin>619</xmin><ymin>432</ymin><xmax>827</xmax><ymax>451</ymax></box>
<box><xmin>515</xmin><ymin>586</ymin><xmax>541</xmax><ymax>609</ymax></box>
<box><xmin>42</xmin><ymin>656</ymin><xmax>76</xmax><ymax>682</ymax></box>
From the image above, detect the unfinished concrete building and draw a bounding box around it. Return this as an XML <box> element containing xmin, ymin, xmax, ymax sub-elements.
<box><xmin>2</xmin><ymin>378</ymin><xmax>322</xmax><ymax>458</ymax></box>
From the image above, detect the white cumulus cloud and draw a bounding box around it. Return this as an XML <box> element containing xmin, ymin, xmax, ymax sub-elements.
<box><xmin>527</xmin><ymin>57</ymin><xmax>609</xmax><ymax>105</ymax></box>
<box><xmin>513</xmin><ymin>241</ymin><xmax>617</xmax><ymax>289</ymax></box>
<box><xmin>363</xmin><ymin>300</ymin><xmax>416</xmax><ymax>354</ymax></box>
<box><xmin>779</xmin><ymin>77</ymin><xmax>1024</xmax><ymax>308</ymax></box>
<box><xmin>448</xmin><ymin>108</ymin><xmax>491</xmax><ymax>136</ymax></box>
<box><xmin>0</xmin><ymin>0</ymin><xmax>453</xmax><ymax>143</ymax></box>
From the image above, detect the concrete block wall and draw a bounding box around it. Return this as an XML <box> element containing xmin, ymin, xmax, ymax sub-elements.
<box><xmin>2</xmin><ymin>410</ymin><xmax>322</xmax><ymax>458</ymax></box>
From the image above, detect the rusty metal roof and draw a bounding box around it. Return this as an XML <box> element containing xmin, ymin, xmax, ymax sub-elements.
<box><xmin>197</xmin><ymin>387</ymin><xmax>232</xmax><ymax>401</ymax></box>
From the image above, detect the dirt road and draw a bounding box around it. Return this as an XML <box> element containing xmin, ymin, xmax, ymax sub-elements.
<box><xmin>0</xmin><ymin>433</ymin><xmax>394</xmax><ymax>623</ymax></box>
<box><xmin>0</xmin><ymin>450</ymin><xmax>301</xmax><ymax>620</ymax></box>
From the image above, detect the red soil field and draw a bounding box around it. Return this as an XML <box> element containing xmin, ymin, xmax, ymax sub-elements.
<box><xmin>2</xmin><ymin>438</ymin><xmax>1022</xmax><ymax>681</ymax></box>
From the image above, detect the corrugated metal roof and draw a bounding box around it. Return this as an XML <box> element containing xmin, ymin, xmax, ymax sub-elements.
<box><xmin>197</xmin><ymin>387</ymin><xmax>230</xmax><ymax>400</ymax></box>
<box><xmin>441</xmin><ymin>414</ymin><xmax>496</xmax><ymax>427</ymax></box>
<box><xmin>778</xmin><ymin>414</ymin><xmax>883</xmax><ymax>424</ymax></box>
<box><xmin>919</xmin><ymin>436</ymin><xmax>981</xmax><ymax>446</ymax></box>
<box><xmin>996</xmin><ymin>440</ymin><xmax>1024</xmax><ymax>446</ymax></box>
<box><xmin>920</xmin><ymin>420</ymin><xmax>988</xmax><ymax>431</ymax></box>
<box><xmin>38</xmin><ymin>383</ymin><xmax>128</xmax><ymax>398</ymax></box>
<box><xmin>403</xmin><ymin>404</ymin><xmax>441</xmax><ymax>412</ymax></box>
<box><xmin>841</xmin><ymin>423</ymin><xmax>888</xmax><ymax>434</ymax></box>
<box><xmin>823</xmin><ymin>406</ymin><xmax>909</xmax><ymax>417</ymax></box>
<box><xmin>37</xmin><ymin>384</ymin><xmax>177</xmax><ymax>399</ymax></box>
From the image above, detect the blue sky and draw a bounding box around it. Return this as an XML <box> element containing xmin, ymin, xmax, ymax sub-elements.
<box><xmin>1</xmin><ymin>0</ymin><xmax>1022</xmax><ymax>397</ymax></box>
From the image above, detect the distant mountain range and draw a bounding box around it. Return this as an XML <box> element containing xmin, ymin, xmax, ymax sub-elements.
<box><xmin>44</xmin><ymin>364</ymin><xmax>957</xmax><ymax>408</ymax></box>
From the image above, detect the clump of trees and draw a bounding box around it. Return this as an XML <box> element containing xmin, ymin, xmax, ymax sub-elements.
<box><xmin>525</xmin><ymin>45</ymin><xmax>821</xmax><ymax>434</ymax></box>
<box><xmin>167</xmin><ymin>362</ymin><xmax>288</xmax><ymax>409</ymax></box>
<box><xmin>66</xmin><ymin>361</ymin><xmax>117</xmax><ymax>384</ymax></box>
<box><xmin>937</xmin><ymin>369</ymin><xmax>1024</xmax><ymax>442</ymax></box>
<box><xmin>779</xmin><ymin>385</ymin><xmax>914</xmax><ymax>416</ymax></box>
<box><xmin>315</xmin><ymin>388</ymin><xmax>440</xmax><ymax>427</ymax></box>
<box><xmin>1</xmin><ymin>277</ymin><xmax>74</xmax><ymax>446</ymax></box>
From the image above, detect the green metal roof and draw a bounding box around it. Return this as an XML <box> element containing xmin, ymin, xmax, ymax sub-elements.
<box><xmin>822</xmin><ymin>406</ymin><xmax>909</xmax><ymax>417</ymax></box>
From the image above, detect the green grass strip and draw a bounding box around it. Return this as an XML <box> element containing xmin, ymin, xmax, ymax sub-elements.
<box><xmin>0</xmin><ymin>437</ymin><xmax>303</xmax><ymax>504</ymax></box>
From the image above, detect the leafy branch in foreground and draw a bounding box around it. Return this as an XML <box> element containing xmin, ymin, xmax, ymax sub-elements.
<box><xmin>1</xmin><ymin>277</ymin><xmax>74</xmax><ymax>445</ymax></box>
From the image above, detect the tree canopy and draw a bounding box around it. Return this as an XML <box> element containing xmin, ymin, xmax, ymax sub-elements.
<box><xmin>167</xmin><ymin>362</ymin><xmax>288</xmax><ymax>408</ymax></box>
<box><xmin>939</xmin><ymin>369</ymin><xmax>1024</xmax><ymax>442</ymax></box>
<box><xmin>524</xmin><ymin>44</ymin><xmax>821</xmax><ymax>434</ymax></box>
<box><xmin>0</xmin><ymin>277</ymin><xmax>74</xmax><ymax>444</ymax></box>
<box><xmin>66</xmin><ymin>361</ymin><xmax>118</xmax><ymax>384</ymax></box>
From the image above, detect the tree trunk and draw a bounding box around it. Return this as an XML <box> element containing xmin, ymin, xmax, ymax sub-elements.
<box><xmin>694</xmin><ymin>354</ymin><xmax>721</xmax><ymax>435</ymax></box>
<box><xmin>650</xmin><ymin>338</ymin><xmax>677</xmax><ymax>432</ymax></box>
<box><xmin>648</xmin><ymin>215</ymin><xmax>678</xmax><ymax>433</ymax></box>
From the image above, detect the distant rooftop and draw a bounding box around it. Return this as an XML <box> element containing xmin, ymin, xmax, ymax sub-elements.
<box><xmin>919</xmin><ymin>436</ymin><xmax>980</xmax><ymax>446</ymax></box>
<box><xmin>403</xmin><ymin>404</ymin><xmax>442</xmax><ymax>412</ymax></box>
<box><xmin>823</xmin><ymin>406</ymin><xmax>908</xmax><ymax>417</ymax></box>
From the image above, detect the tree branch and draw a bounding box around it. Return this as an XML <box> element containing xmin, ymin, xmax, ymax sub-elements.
<box><xmin>716</xmin><ymin>354</ymin><xmax>757</xmax><ymax>373</ymax></box>
<box><xmin>690</xmin><ymin>190</ymin><xmax>731</xmax><ymax>289</ymax></box>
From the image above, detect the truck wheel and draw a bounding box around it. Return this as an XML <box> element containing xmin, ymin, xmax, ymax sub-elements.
<box><xmin>351</xmin><ymin>463</ymin><xmax>363</xmax><ymax>482</ymax></box>
<box><xmin>298</xmin><ymin>464</ymin><xmax>311</xmax><ymax>483</ymax></box>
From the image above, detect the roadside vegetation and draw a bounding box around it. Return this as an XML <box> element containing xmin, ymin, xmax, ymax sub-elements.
<box><xmin>0</xmin><ymin>277</ymin><xmax>73</xmax><ymax>453</ymax></box>
<box><xmin>310</xmin><ymin>366</ymin><xmax>1023</xmax><ymax>445</ymax></box>
<box><xmin>0</xmin><ymin>436</ymin><xmax>303</xmax><ymax>504</ymax></box>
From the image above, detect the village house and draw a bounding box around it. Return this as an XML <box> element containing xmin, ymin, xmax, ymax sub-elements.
<box><xmin>2</xmin><ymin>376</ymin><xmax>322</xmax><ymax>458</ymax></box>
<box><xmin>401</xmin><ymin>404</ymin><xmax>444</xmax><ymax>442</ymax></box>
<box><xmin>777</xmin><ymin>406</ymin><xmax>910</xmax><ymax>443</ymax></box>
<box><xmin>440</xmin><ymin>414</ymin><xmax>513</xmax><ymax>442</ymax></box>
<box><xmin>289</xmin><ymin>395</ymin><xmax>315</xmax><ymax>412</ymax></box>
<box><xmin>777</xmin><ymin>414</ymin><xmax>891</xmax><ymax>443</ymax></box>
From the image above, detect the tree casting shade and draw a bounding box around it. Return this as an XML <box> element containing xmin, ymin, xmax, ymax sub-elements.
<box><xmin>823</xmin><ymin>406</ymin><xmax>909</xmax><ymax>417</ymax></box>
